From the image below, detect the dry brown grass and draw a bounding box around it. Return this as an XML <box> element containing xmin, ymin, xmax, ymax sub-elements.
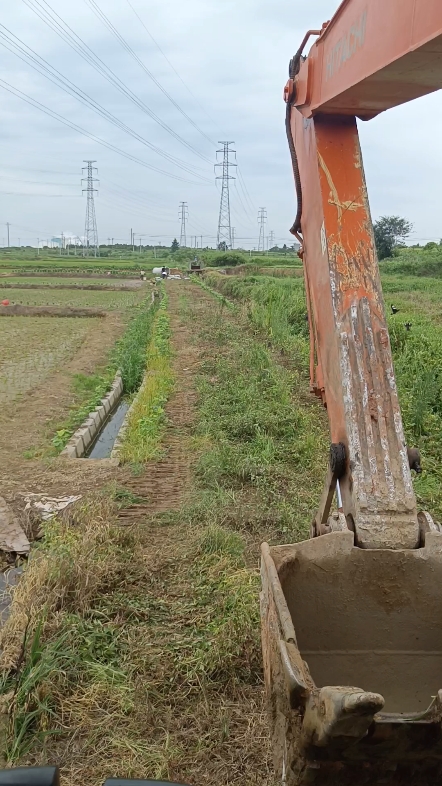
<box><xmin>0</xmin><ymin>491</ymin><xmax>269</xmax><ymax>785</ymax></box>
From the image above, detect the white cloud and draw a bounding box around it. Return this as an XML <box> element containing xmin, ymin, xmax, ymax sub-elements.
<box><xmin>0</xmin><ymin>0</ymin><xmax>440</xmax><ymax>247</ymax></box>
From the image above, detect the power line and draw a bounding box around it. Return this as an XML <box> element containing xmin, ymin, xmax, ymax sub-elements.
<box><xmin>179</xmin><ymin>201</ymin><xmax>188</xmax><ymax>248</ymax></box>
<box><xmin>0</xmin><ymin>174</ymin><xmax>78</xmax><ymax>187</ymax></box>
<box><xmin>0</xmin><ymin>164</ymin><xmax>79</xmax><ymax>175</ymax></box>
<box><xmin>232</xmin><ymin>181</ymin><xmax>255</xmax><ymax>228</ymax></box>
<box><xmin>82</xmin><ymin>160</ymin><xmax>99</xmax><ymax>257</ymax></box>
<box><xmin>125</xmin><ymin>0</ymin><xmax>220</xmax><ymax>141</ymax></box>
<box><xmin>258</xmin><ymin>207</ymin><xmax>267</xmax><ymax>252</ymax></box>
<box><xmin>237</xmin><ymin>167</ymin><xmax>255</xmax><ymax>213</ymax></box>
<box><xmin>0</xmin><ymin>78</ymin><xmax>211</xmax><ymax>185</ymax></box>
<box><xmin>0</xmin><ymin>191</ymin><xmax>80</xmax><ymax>197</ymax></box>
<box><xmin>216</xmin><ymin>142</ymin><xmax>236</xmax><ymax>249</ymax></box>
<box><xmin>22</xmin><ymin>0</ymin><xmax>211</xmax><ymax>163</ymax></box>
<box><xmin>84</xmin><ymin>0</ymin><xmax>215</xmax><ymax>148</ymax></box>
<box><xmin>0</xmin><ymin>24</ymin><xmax>211</xmax><ymax>181</ymax></box>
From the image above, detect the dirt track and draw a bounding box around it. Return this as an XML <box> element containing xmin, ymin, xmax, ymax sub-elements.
<box><xmin>118</xmin><ymin>285</ymin><xmax>200</xmax><ymax>519</ymax></box>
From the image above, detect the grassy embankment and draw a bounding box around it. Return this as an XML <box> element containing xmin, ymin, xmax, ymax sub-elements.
<box><xmin>0</xmin><ymin>280</ymin><xmax>327</xmax><ymax>785</ymax></box>
<box><xmin>204</xmin><ymin>268</ymin><xmax>442</xmax><ymax>520</ymax></box>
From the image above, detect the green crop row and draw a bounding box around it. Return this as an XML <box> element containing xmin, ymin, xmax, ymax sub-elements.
<box><xmin>119</xmin><ymin>293</ymin><xmax>174</xmax><ymax>464</ymax></box>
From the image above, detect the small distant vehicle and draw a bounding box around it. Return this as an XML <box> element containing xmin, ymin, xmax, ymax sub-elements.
<box><xmin>189</xmin><ymin>256</ymin><xmax>203</xmax><ymax>275</ymax></box>
<box><xmin>152</xmin><ymin>267</ymin><xmax>169</xmax><ymax>278</ymax></box>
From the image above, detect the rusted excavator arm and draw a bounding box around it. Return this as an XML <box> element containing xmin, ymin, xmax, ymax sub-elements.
<box><xmin>285</xmin><ymin>0</ymin><xmax>442</xmax><ymax>549</ymax></box>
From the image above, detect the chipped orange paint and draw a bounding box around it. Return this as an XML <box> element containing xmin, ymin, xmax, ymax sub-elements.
<box><xmin>291</xmin><ymin>108</ymin><xmax>417</xmax><ymax>546</ymax></box>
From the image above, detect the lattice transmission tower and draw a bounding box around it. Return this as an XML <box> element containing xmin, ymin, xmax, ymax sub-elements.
<box><xmin>215</xmin><ymin>142</ymin><xmax>236</xmax><ymax>249</ymax></box>
<box><xmin>179</xmin><ymin>201</ymin><xmax>188</xmax><ymax>247</ymax></box>
<box><xmin>258</xmin><ymin>207</ymin><xmax>267</xmax><ymax>252</ymax></box>
<box><xmin>82</xmin><ymin>160</ymin><xmax>99</xmax><ymax>257</ymax></box>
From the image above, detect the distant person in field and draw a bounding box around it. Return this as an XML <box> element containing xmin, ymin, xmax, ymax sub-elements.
<box><xmin>161</xmin><ymin>266</ymin><xmax>167</xmax><ymax>280</ymax></box>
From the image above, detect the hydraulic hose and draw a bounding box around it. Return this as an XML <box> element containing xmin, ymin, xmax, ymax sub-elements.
<box><xmin>285</xmin><ymin>31</ymin><xmax>321</xmax><ymax>245</ymax></box>
<box><xmin>285</xmin><ymin>100</ymin><xmax>302</xmax><ymax>242</ymax></box>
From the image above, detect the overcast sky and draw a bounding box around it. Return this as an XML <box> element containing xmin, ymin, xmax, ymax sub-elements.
<box><xmin>1</xmin><ymin>0</ymin><xmax>441</xmax><ymax>249</ymax></box>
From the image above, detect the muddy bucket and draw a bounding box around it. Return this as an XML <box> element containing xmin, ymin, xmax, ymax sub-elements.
<box><xmin>261</xmin><ymin>530</ymin><xmax>442</xmax><ymax>784</ymax></box>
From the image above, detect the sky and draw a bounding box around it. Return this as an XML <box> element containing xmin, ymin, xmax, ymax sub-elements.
<box><xmin>1</xmin><ymin>0</ymin><xmax>441</xmax><ymax>250</ymax></box>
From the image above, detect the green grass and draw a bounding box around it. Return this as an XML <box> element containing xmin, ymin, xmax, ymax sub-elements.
<box><xmin>0</xmin><ymin>492</ymin><xmax>263</xmax><ymax>784</ymax></box>
<box><xmin>203</xmin><ymin>271</ymin><xmax>309</xmax><ymax>364</ymax></box>
<box><xmin>205</xmin><ymin>270</ymin><xmax>442</xmax><ymax>521</ymax></box>
<box><xmin>120</xmin><ymin>295</ymin><xmax>174</xmax><ymax>463</ymax></box>
<box><xmin>0</xmin><ymin>283</ymin><xmax>322</xmax><ymax>784</ymax></box>
<box><xmin>380</xmin><ymin>246</ymin><xmax>442</xmax><ymax>277</ymax></box>
<box><xmin>175</xmin><ymin>286</ymin><xmax>326</xmax><ymax>545</ymax></box>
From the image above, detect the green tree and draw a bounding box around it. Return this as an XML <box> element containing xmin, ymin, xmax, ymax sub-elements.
<box><xmin>373</xmin><ymin>216</ymin><xmax>413</xmax><ymax>260</ymax></box>
<box><xmin>208</xmin><ymin>252</ymin><xmax>245</xmax><ymax>267</ymax></box>
<box><xmin>171</xmin><ymin>238</ymin><xmax>179</xmax><ymax>253</ymax></box>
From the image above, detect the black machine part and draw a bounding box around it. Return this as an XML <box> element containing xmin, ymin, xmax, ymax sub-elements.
<box><xmin>0</xmin><ymin>770</ymin><xmax>188</xmax><ymax>786</ymax></box>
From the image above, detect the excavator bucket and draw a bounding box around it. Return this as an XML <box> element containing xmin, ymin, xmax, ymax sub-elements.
<box><xmin>267</xmin><ymin>2</ymin><xmax>442</xmax><ymax>781</ymax></box>
<box><xmin>261</xmin><ymin>534</ymin><xmax>442</xmax><ymax>784</ymax></box>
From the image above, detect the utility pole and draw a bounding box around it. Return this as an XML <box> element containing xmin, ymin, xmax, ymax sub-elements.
<box><xmin>82</xmin><ymin>161</ymin><xmax>99</xmax><ymax>257</ymax></box>
<box><xmin>37</xmin><ymin>238</ymin><xmax>40</xmax><ymax>256</ymax></box>
<box><xmin>179</xmin><ymin>202</ymin><xmax>188</xmax><ymax>248</ymax></box>
<box><xmin>232</xmin><ymin>228</ymin><xmax>235</xmax><ymax>249</ymax></box>
<box><xmin>6</xmin><ymin>223</ymin><xmax>10</xmax><ymax>248</ymax></box>
<box><xmin>269</xmin><ymin>230</ymin><xmax>275</xmax><ymax>250</ymax></box>
<box><xmin>215</xmin><ymin>141</ymin><xmax>236</xmax><ymax>249</ymax></box>
<box><xmin>258</xmin><ymin>207</ymin><xmax>267</xmax><ymax>252</ymax></box>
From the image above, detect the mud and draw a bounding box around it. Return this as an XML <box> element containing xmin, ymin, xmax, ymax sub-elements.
<box><xmin>0</xmin><ymin>305</ymin><xmax>106</xmax><ymax>318</ymax></box>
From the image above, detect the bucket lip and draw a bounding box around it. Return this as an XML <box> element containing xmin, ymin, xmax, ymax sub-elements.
<box><xmin>264</xmin><ymin>530</ymin><xmax>442</xmax><ymax>572</ymax></box>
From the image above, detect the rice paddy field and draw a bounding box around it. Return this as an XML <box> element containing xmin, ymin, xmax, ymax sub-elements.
<box><xmin>0</xmin><ymin>287</ymin><xmax>145</xmax><ymax>310</ymax></box>
<box><xmin>0</xmin><ymin>276</ymin><xmax>142</xmax><ymax>288</ymax></box>
<box><xmin>0</xmin><ymin>317</ymin><xmax>100</xmax><ymax>405</ymax></box>
<box><xmin>0</xmin><ymin>268</ymin><xmax>153</xmax><ymax>482</ymax></box>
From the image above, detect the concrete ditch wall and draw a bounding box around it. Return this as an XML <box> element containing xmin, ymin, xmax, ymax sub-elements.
<box><xmin>61</xmin><ymin>373</ymin><xmax>124</xmax><ymax>459</ymax></box>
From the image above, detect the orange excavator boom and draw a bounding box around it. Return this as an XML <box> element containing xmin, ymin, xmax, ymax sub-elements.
<box><xmin>292</xmin><ymin>0</ymin><xmax>442</xmax><ymax>119</ymax></box>
<box><xmin>260</xmin><ymin>1</ymin><xmax>442</xmax><ymax>783</ymax></box>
